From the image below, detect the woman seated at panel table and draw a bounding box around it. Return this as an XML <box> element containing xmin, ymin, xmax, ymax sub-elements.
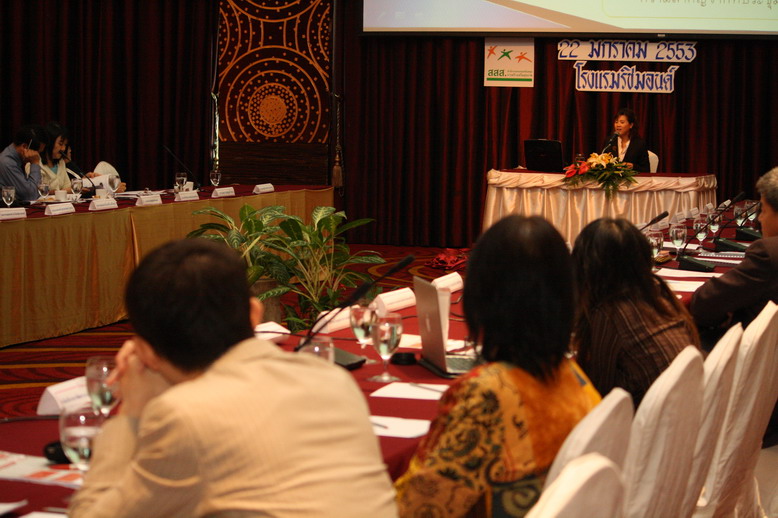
<box><xmin>394</xmin><ymin>215</ymin><xmax>601</xmax><ymax>518</ymax></box>
<box><xmin>602</xmin><ymin>108</ymin><xmax>650</xmax><ymax>172</ymax></box>
<box><xmin>572</xmin><ymin>218</ymin><xmax>700</xmax><ymax>408</ymax></box>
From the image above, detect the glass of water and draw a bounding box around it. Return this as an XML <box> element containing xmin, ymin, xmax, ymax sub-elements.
<box><xmin>298</xmin><ymin>336</ymin><xmax>335</xmax><ymax>363</ymax></box>
<box><xmin>209</xmin><ymin>170</ymin><xmax>221</xmax><ymax>187</ymax></box>
<box><xmin>647</xmin><ymin>230</ymin><xmax>663</xmax><ymax>260</ymax></box>
<box><xmin>367</xmin><ymin>313</ymin><xmax>403</xmax><ymax>383</ymax></box>
<box><xmin>85</xmin><ymin>356</ymin><xmax>120</xmax><ymax>417</ymax></box>
<box><xmin>1</xmin><ymin>186</ymin><xmax>14</xmax><ymax>208</ymax></box>
<box><xmin>37</xmin><ymin>178</ymin><xmax>50</xmax><ymax>199</ymax></box>
<box><xmin>693</xmin><ymin>215</ymin><xmax>708</xmax><ymax>249</ymax></box>
<box><xmin>734</xmin><ymin>204</ymin><xmax>746</xmax><ymax>227</ymax></box>
<box><xmin>707</xmin><ymin>212</ymin><xmax>721</xmax><ymax>236</ymax></box>
<box><xmin>669</xmin><ymin>224</ymin><xmax>686</xmax><ymax>257</ymax></box>
<box><xmin>59</xmin><ymin>405</ymin><xmax>105</xmax><ymax>472</ymax></box>
<box><xmin>175</xmin><ymin>172</ymin><xmax>188</xmax><ymax>192</ymax></box>
<box><xmin>71</xmin><ymin>178</ymin><xmax>83</xmax><ymax>203</ymax></box>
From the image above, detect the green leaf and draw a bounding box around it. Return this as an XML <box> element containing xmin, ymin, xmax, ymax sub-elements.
<box><xmin>256</xmin><ymin>285</ymin><xmax>291</xmax><ymax>301</ymax></box>
<box><xmin>192</xmin><ymin>206</ymin><xmax>235</xmax><ymax>227</ymax></box>
<box><xmin>334</xmin><ymin>218</ymin><xmax>374</xmax><ymax>236</ymax></box>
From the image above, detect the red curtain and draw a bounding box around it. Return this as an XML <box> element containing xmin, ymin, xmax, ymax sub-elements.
<box><xmin>0</xmin><ymin>0</ymin><xmax>218</xmax><ymax>189</ymax></box>
<box><xmin>340</xmin><ymin>5</ymin><xmax>778</xmax><ymax>247</ymax></box>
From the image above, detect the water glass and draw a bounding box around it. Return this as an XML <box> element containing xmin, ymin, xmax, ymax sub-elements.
<box><xmin>85</xmin><ymin>356</ymin><xmax>120</xmax><ymax>417</ymax></box>
<box><xmin>209</xmin><ymin>170</ymin><xmax>221</xmax><ymax>187</ymax></box>
<box><xmin>669</xmin><ymin>224</ymin><xmax>686</xmax><ymax>257</ymax></box>
<box><xmin>37</xmin><ymin>178</ymin><xmax>50</xmax><ymax>198</ymax></box>
<box><xmin>693</xmin><ymin>215</ymin><xmax>708</xmax><ymax>248</ymax></box>
<box><xmin>107</xmin><ymin>175</ymin><xmax>121</xmax><ymax>198</ymax></box>
<box><xmin>367</xmin><ymin>313</ymin><xmax>403</xmax><ymax>383</ymax></box>
<box><xmin>71</xmin><ymin>178</ymin><xmax>83</xmax><ymax>202</ymax></box>
<box><xmin>298</xmin><ymin>336</ymin><xmax>335</xmax><ymax>363</ymax></box>
<box><xmin>734</xmin><ymin>204</ymin><xmax>746</xmax><ymax>226</ymax></box>
<box><xmin>59</xmin><ymin>405</ymin><xmax>105</xmax><ymax>472</ymax></box>
<box><xmin>745</xmin><ymin>199</ymin><xmax>758</xmax><ymax>227</ymax></box>
<box><xmin>647</xmin><ymin>230</ymin><xmax>663</xmax><ymax>260</ymax></box>
<box><xmin>707</xmin><ymin>212</ymin><xmax>721</xmax><ymax>235</ymax></box>
<box><xmin>1</xmin><ymin>186</ymin><xmax>14</xmax><ymax>208</ymax></box>
<box><xmin>174</xmin><ymin>172</ymin><xmax>187</xmax><ymax>191</ymax></box>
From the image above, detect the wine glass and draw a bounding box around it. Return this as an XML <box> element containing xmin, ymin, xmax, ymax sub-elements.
<box><xmin>693</xmin><ymin>215</ymin><xmax>708</xmax><ymax>250</ymax></box>
<box><xmin>707</xmin><ymin>212</ymin><xmax>721</xmax><ymax>236</ymax></box>
<box><xmin>745</xmin><ymin>199</ymin><xmax>758</xmax><ymax>227</ymax></box>
<box><xmin>107</xmin><ymin>175</ymin><xmax>121</xmax><ymax>198</ymax></box>
<box><xmin>37</xmin><ymin>178</ymin><xmax>50</xmax><ymax>199</ymax></box>
<box><xmin>350</xmin><ymin>303</ymin><xmax>378</xmax><ymax>365</ymax></box>
<box><xmin>209</xmin><ymin>170</ymin><xmax>221</xmax><ymax>187</ymax></box>
<box><xmin>733</xmin><ymin>203</ymin><xmax>746</xmax><ymax>227</ymax></box>
<box><xmin>85</xmin><ymin>356</ymin><xmax>120</xmax><ymax>417</ymax></box>
<box><xmin>367</xmin><ymin>313</ymin><xmax>402</xmax><ymax>383</ymax></box>
<box><xmin>1</xmin><ymin>186</ymin><xmax>14</xmax><ymax>208</ymax></box>
<box><xmin>298</xmin><ymin>336</ymin><xmax>335</xmax><ymax>363</ymax></box>
<box><xmin>174</xmin><ymin>172</ymin><xmax>187</xmax><ymax>192</ymax></box>
<box><xmin>647</xmin><ymin>230</ymin><xmax>663</xmax><ymax>261</ymax></box>
<box><xmin>71</xmin><ymin>178</ymin><xmax>83</xmax><ymax>203</ymax></box>
<box><xmin>59</xmin><ymin>405</ymin><xmax>105</xmax><ymax>472</ymax></box>
<box><xmin>669</xmin><ymin>224</ymin><xmax>686</xmax><ymax>257</ymax></box>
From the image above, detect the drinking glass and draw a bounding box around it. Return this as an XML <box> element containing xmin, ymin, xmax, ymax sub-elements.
<box><xmin>734</xmin><ymin>204</ymin><xmax>746</xmax><ymax>227</ymax></box>
<box><xmin>693</xmin><ymin>215</ymin><xmax>708</xmax><ymax>249</ymax></box>
<box><xmin>1</xmin><ymin>186</ymin><xmax>14</xmax><ymax>208</ymax></box>
<box><xmin>85</xmin><ymin>356</ymin><xmax>120</xmax><ymax>417</ymax></box>
<box><xmin>367</xmin><ymin>313</ymin><xmax>402</xmax><ymax>383</ymax></box>
<box><xmin>37</xmin><ymin>178</ymin><xmax>50</xmax><ymax>199</ymax></box>
<box><xmin>209</xmin><ymin>170</ymin><xmax>221</xmax><ymax>187</ymax></box>
<box><xmin>669</xmin><ymin>224</ymin><xmax>686</xmax><ymax>257</ymax></box>
<box><xmin>175</xmin><ymin>172</ymin><xmax>187</xmax><ymax>192</ymax></box>
<box><xmin>298</xmin><ymin>336</ymin><xmax>335</xmax><ymax>363</ymax></box>
<box><xmin>107</xmin><ymin>175</ymin><xmax>121</xmax><ymax>198</ymax></box>
<box><xmin>707</xmin><ymin>212</ymin><xmax>721</xmax><ymax>235</ymax></box>
<box><xmin>647</xmin><ymin>230</ymin><xmax>663</xmax><ymax>260</ymax></box>
<box><xmin>59</xmin><ymin>405</ymin><xmax>105</xmax><ymax>472</ymax></box>
<box><xmin>745</xmin><ymin>200</ymin><xmax>758</xmax><ymax>227</ymax></box>
<box><xmin>350</xmin><ymin>303</ymin><xmax>378</xmax><ymax>365</ymax></box>
<box><xmin>71</xmin><ymin>178</ymin><xmax>83</xmax><ymax>203</ymax></box>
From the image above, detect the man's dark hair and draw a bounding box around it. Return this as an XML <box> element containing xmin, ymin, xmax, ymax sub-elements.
<box><xmin>463</xmin><ymin>215</ymin><xmax>575</xmax><ymax>382</ymax></box>
<box><xmin>125</xmin><ymin>239</ymin><xmax>255</xmax><ymax>372</ymax></box>
<box><xmin>13</xmin><ymin>124</ymin><xmax>47</xmax><ymax>150</ymax></box>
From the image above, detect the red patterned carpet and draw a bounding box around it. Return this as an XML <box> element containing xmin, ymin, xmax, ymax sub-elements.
<box><xmin>0</xmin><ymin>245</ymin><xmax>467</xmax><ymax>418</ymax></box>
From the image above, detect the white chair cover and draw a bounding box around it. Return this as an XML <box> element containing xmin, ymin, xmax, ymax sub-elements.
<box><xmin>693</xmin><ymin>302</ymin><xmax>778</xmax><ymax>518</ymax></box>
<box><xmin>528</xmin><ymin>453</ymin><xmax>624</xmax><ymax>518</ymax></box>
<box><xmin>544</xmin><ymin>387</ymin><xmax>633</xmax><ymax>489</ymax></box>
<box><xmin>647</xmin><ymin>151</ymin><xmax>659</xmax><ymax>173</ymax></box>
<box><xmin>623</xmin><ymin>346</ymin><xmax>704</xmax><ymax>518</ymax></box>
<box><xmin>680</xmin><ymin>324</ymin><xmax>742</xmax><ymax>517</ymax></box>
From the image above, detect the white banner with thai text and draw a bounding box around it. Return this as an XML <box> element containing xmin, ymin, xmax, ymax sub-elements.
<box><xmin>558</xmin><ymin>39</ymin><xmax>696</xmax><ymax>62</ymax></box>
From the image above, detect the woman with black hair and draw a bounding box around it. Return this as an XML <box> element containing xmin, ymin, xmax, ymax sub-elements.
<box><xmin>602</xmin><ymin>108</ymin><xmax>650</xmax><ymax>172</ymax></box>
<box><xmin>573</xmin><ymin>218</ymin><xmax>700</xmax><ymax>408</ymax></box>
<box><xmin>395</xmin><ymin>215</ymin><xmax>600</xmax><ymax>518</ymax></box>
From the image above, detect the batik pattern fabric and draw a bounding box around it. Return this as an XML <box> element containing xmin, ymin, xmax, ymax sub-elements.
<box><xmin>395</xmin><ymin>359</ymin><xmax>601</xmax><ymax>518</ymax></box>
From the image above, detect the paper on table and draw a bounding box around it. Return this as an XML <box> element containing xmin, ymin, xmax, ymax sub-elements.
<box><xmin>370</xmin><ymin>416</ymin><xmax>431</xmax><ymax>438</ymax></box>
<box><xmin>20</xmin><ymin>513</ymin><xmax>66</xmax><ymax>517</ymax></box>
<box><xmin>0</xmin><ymin>500</ymin><xmax>27</xmax><ymax>515</ymax></box>
<box><xmin>665</xmin><ymin>280</ymin><xmax>705</xmax><ymax>292</ymax></box>
<box><xmin>664</xmin><ymin>241</ymin><xmax>699</xmax><ymax>251</ymax></box>
<box><xmin>0</xmin><ymin>451</ymin><xmax>82</xmax><ymax>489</ymax></box>
<box><xmin>656</xmin><ymin>269</ymin><xmax>721</xmax><ymax>279</ymax></box>
<box><xmin>371</xmin><ymin>382</ymin><xmax>448</xmax><ymax>400</ymax></box>
<box><xmin>397</xmin><ymin>334</ymin><xmax>467</xmax><ymax>352</ymax></box>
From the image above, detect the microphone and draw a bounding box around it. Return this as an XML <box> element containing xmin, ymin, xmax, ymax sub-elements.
<box><xmin>294</xmin><ymin>254</ymin><xmax>415</xmax><ymax>352</ymax></box>
<box><xmin>638</xmin><ymin>210</ymin><xmax>669</xmax><ymax>232</ymax></box>
<box><xmin>601</xmin><ymin>132</ymin><xmax>619</xmax><ymax>154</ymax></box>
<box><xmin>736</xmin><ymin>200</ymin><xmax>762</xmax><ymax>242</ymax></box>
<box><xmin>711</xmin><ymin>193</ymin><xmax>752</xmax><ymax>251</ymax></box>
<box><xmin>677</xmin><ymin>192</ymin><xmax>745</xmax><ymax>271</ymax></box>
<box><xmin>162</xmin><ymin>144</ymin><xmax>200</xmax><ymax>189</ymax></box>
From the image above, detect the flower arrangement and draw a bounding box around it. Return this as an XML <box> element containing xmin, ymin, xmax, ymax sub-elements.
<box><xmin>563</xmin><ymin>152</ymin><xmax>637</xmax><ymax>198</ymax></box>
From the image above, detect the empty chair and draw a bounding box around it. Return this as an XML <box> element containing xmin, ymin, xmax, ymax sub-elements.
<box><xmin>544</xmin><ymin>387</ymin><xmax>633</xmax><ymax>489</ymax></box>
<box><xmin>528</xmin><ymin>453</ymin><xmax>624</xmax><ymax>518</ymax></box>
<box><xmin>679</xmin><ymin>324</ymin><xmax>742</xmax><ymax>518</ymax></box>
<box><xmin>623</xmin><ymin>346</ymin><xmax>704</xmax><ymax>518</ymax></box>
<box><xmin>693</xmin><ymin>302</ymin><xmax>778</xmax><ymax>518</ymax></box>
<box><xmin>647</xmin><ymin>151</ymin><xmax>659</xmax><ymax>173</ymax></box>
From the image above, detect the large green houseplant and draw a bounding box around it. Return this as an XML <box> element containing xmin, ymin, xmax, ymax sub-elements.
<box><xmin>187</xmin><ymin>204</ymin><xmax>384</xmax><ymax>331</ymax></box>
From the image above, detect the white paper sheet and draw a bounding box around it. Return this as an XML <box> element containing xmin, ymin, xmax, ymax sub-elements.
<box><xmin>0</xmin><ymin>500</ymin><xmax>27</xmax><ymax>515</ymax></box>
<box><xmin>370</xmin><ymin>382</ymin><xmax>448</xmax><ymax>400</ymax></box>
<box><xmin>370</xmin><ymin>416</ymin><xmax>431</xmax><ymax>438</ymax></box>
<box><xmin>665</xmin><ymin>280</ymin><xmax>705</xmax><ymax>292</ymax></box>
<box><xmin>397</xmin><ymin>334</ymin><xmax>467</xmax><ymax>352</ymax></box>
<box><xmin>657</xmin><ymin>269</ymin><xmax>721</xmax><ymax>279</ymax></box>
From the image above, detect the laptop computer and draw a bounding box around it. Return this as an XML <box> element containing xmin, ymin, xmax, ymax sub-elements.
<box><xmin>524</xmin><ymin>139</ymin><xmax>565</xmax><ymax>172</ymax></box>
<box><xmin>413</xmin><ymin>276</ymin><xmax>478</xmax><ymax>378</ymax></box>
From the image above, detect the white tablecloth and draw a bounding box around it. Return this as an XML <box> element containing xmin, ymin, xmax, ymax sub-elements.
<box><xmin>482</xmin><ymin>169</ymin><xmax>718</xmax><ymax>242</ymax></box>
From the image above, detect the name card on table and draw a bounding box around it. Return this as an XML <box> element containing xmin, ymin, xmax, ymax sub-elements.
<box><xmin>136</xmin><ymin>194</ymin><xmax>163</xmax><ymax>206</ymax></box>
<box><xmin>375</xmin><ymin>287</ymin><xmax>416</xmax><ymax>316</ymax></box>
<box><xmin>37</xmin><ymin>376</ymin><xmax>90</xmax><ymax>415</ymax></box>
<box><xmin>690</xmin><ymin>207</ymin><xmax>700</xmax><ymax>218</ymax></box>
<box><xmin>656</xmin><ymin>219</ymin><xmax>670</xmax><ymax>230</ymax></box>
<box><xmin>174</xmin><ymin>190</ymin><xmax>200</xmax><ymax>202</ymax></box>
<box><xmin>311</xmin><ymin>308</ymin><xmax>352</xmax><ymax>334</ymax></box>
<box><xmin>211</xmin><ymin>187</ymin><xmax>235</xmax><ymax>198</ymax></box>
<box><xmin>431</xmin><ymin>272</ymin><xmax>464</xmax><ymax>293</ymax></box>
<box><xmin>44</xmin><ymin>203</ymin><xmax>76</xmax><ymax>216</ymax></box>
<box><xmin>672</xmin><ymin>211</ymin><xmax>687</xmax><ymax>224</ymax></box>
<box><xmin>253</xmin><ymin>183</ymin><xmax>275</xmax><ymax>194</ymax></box>
<box><xmin>0</xmin><ymin>208</ymin><xmax>26</xmax><ymax>221</ymax></box>
<box><xmin>89</xmin><ymin>198</ymin><xmax>119</xmax><ymax>211</ymax></box>
<box><xmin>706</xmin><ymin>202</ymin><xmax>715</xmax><ymax>212</ymax></box>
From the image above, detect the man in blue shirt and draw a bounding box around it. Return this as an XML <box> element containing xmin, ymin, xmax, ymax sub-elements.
<box><xmin>0</xmin><ymin>125</ymin><xmax>47</xmax><ymax>202</ymax></box>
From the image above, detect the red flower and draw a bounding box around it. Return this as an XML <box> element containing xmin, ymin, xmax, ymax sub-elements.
<box><xmin>577</xmin><ymin>162</ymin><xmax>591</xmax><ymax>175</ymax></box>
<box><xmin>564</xmin><ymin>164</ymin><xmax>578</xmax><ymax>178</ymax></box>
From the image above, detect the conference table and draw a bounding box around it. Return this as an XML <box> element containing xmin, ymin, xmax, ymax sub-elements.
<box><xmin>483</xmin><ymin>169</ymin><xmax>718</xmax><ymax>242</ymax></box>
<box><xmin>0</xmin><ymin>185</ymin><xmax>333</xmax><ymax>349</ymax></box>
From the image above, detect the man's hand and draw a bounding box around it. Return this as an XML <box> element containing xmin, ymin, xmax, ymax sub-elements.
<box><xmin>22</xmin><ymin>147</ymin><xmax>41</xmax><ymax>164</ymax></box>
<box><xmin>111</xmin><ymin>339</ymin><xmax>171</xmax><ymax>418</ymax></box>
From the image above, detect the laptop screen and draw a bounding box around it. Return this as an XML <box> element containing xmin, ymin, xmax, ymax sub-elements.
<box><xmin>524</xmin><ymin>139</ymin><xmax>565</xmax><ymax>173</ymax></box>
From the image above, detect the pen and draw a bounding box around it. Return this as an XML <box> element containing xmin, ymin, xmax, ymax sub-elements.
<box><xmin>409</xmin><ymin>382</ymin><xmax>446</xmax><ymax>393</ymax></box>
<box><xmin>371</xmin><ymin>420</ymin><xmax>388</xmax><ymax>429</ymax></box>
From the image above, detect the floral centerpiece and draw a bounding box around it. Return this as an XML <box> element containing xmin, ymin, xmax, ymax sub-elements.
<box><xmin>563</xmin><ymin>152</ymin><xmax>637</xmax><ymax>198</ymax></box>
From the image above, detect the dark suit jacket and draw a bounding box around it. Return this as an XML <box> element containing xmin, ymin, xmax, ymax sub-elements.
<box><xmin>602</xmin><ymin>135</ymin><xmax>650</xmax><ymax>172</ymax></box>
<box><xmin>690</xmin><ymin>237</ymin><xmax>778</xmax><ymax>328</ymax></box>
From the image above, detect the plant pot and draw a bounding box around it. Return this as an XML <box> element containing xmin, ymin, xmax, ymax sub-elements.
<box><xmin>250</xmin><ymin>278</ymin><xmax>284</xmax><ymax>324</ymax></box>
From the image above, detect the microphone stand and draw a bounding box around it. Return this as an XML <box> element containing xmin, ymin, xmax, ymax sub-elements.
<box><xmin>601</xmin><ymin>133</ymin><xmax>619</xmax><ymax>155</ymax></box>
<box><xmin>162</xmin><ymin>144</ymin><xmax>201</xmax><ymax>189</ymax></box>
<box><xmin>638</xmin><ymin>210</ymin><xmax>669</xmax><ymax>232</ymax></box>
<box><xmin>710</xmin><ymin>194</ymin><xmax>752</xmax><ymax>252</ymax></box>
<box><xmin>735</xmin><ymin>201</ymin><xmax>761</xmax><ymax>242</ymax></box>
<box><xmin>677</xmin><ymin>192</ymin><xmax>745</xmax><ymax>271</ymax></box>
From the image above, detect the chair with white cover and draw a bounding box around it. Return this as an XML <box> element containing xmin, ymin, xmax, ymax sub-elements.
<box><xmin>622</xmin><ymin>346</ymin><xmax>704</xmax><ymax>518</ymax></box>
<box><xmin>528</xmin><ymin>453</ymin><xmax>624</xmax><ymax>518</ymax></box>
<box><xmin>679</xmin><ymin>324</ymin><xmax>742</xmax><ymax>518</ymax></box>
<box><xmin>544</xmin><ymin>388</ymin><xmax>633</xmax><ymax>489</ymax></box>
<box><xmin>647</xmin><ymin>151</ymin><xmax>659</xmax><ymax>173</ymax></box>
<box><xmin>693</xmin><ymin>302</ymin><xmax>778</xmax><ymax>518</ymax></box>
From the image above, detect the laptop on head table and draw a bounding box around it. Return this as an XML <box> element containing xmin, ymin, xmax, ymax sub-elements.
<box><xmin>413</xmin><ymin>276</ymin><xmax>478</xmax><ymax>379</ymax></box>
<box><xmin>524</xmin><ymin>139</ymin><xmax>565</xmax><ymax>172</ymax></box>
